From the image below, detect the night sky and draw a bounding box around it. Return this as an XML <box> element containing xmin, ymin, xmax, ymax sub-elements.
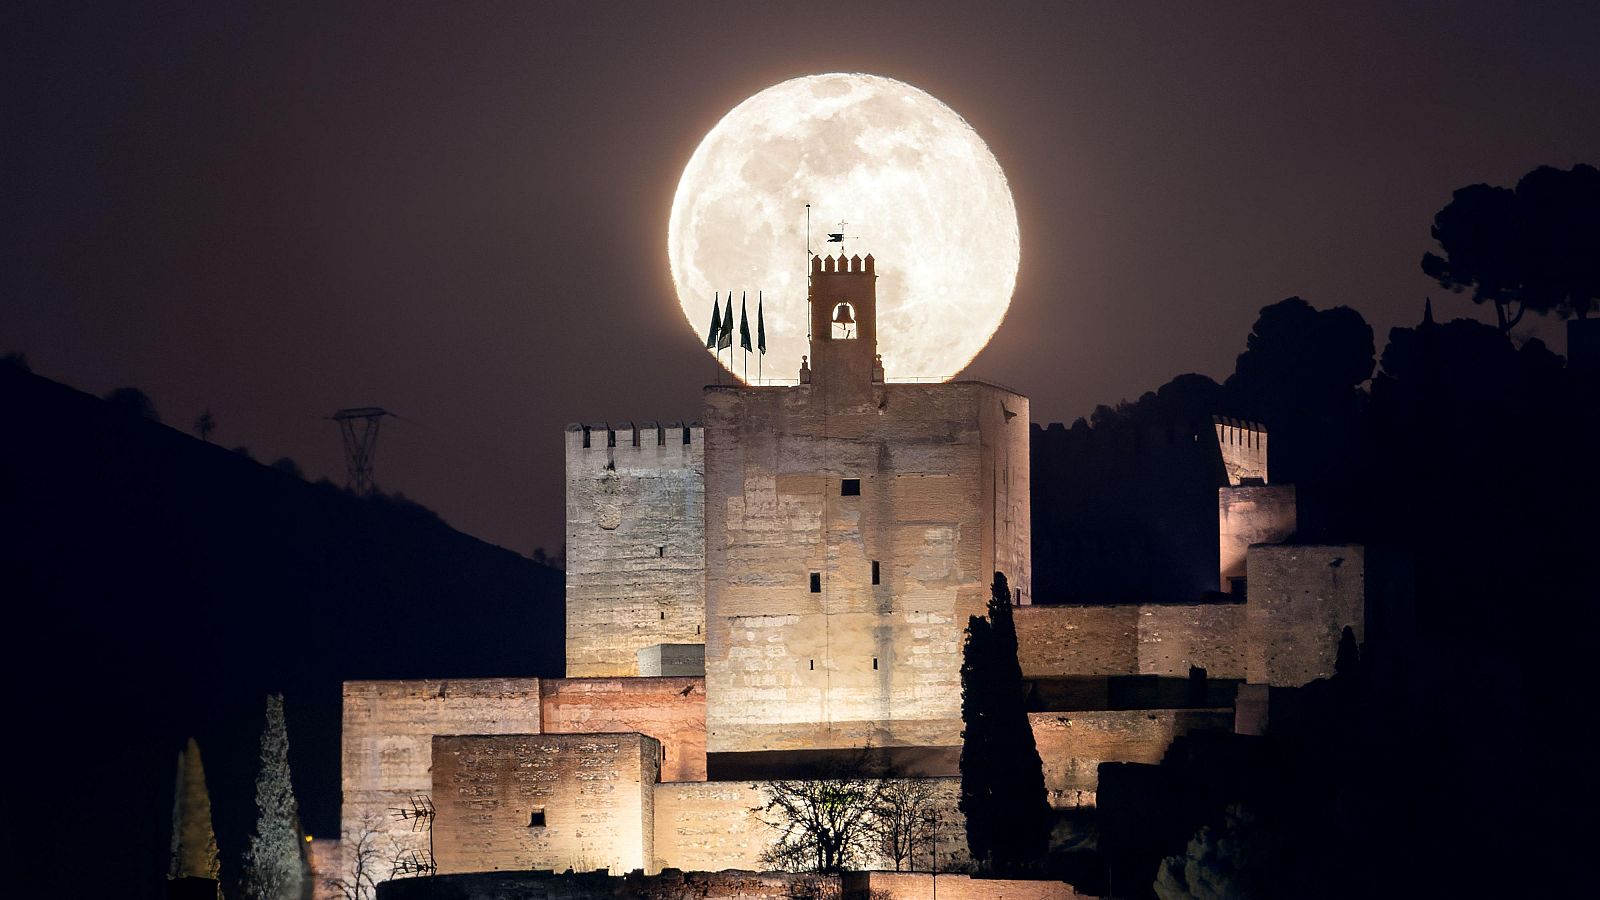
<box><xmin>6</xmin><ymin>2</ymin><xmax>1597</xmax><ymax>557</ymax></box>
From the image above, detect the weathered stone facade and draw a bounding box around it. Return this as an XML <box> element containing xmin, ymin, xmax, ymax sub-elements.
<box><xmin>702</xmin><ymin>380</ymin><xmax>1030</xmax><ymax>754</ymax></box>
<box><xmin>1217</xmin><ymin>483</ymin><xmax>1297</xmax><ymax>593</ymax></box>
<box><xmin>431</xmin><ymin>733</ymin><xmax>659</xmax><ymax>876</ymax></box>
<box><xmin>1029</xmin><ymin>709</ymin><xmax>1234</xmax><ymax>807</ymax></box>
<box><xmin>1245</xmin><ymin>543</ymin><xmax>1365</xmax><ymax>686</ymax></box>
<box><xmin>565</xmin><ymin>422</ymin><xmax>705</xmax><ymax>677</ymax></box>
<box><xmin>539</xmin><ymin>676</ymin><xmax>706</xmax><ymax>783</ymax></box>
<box><xmin>1013</xmin><ymin>603</ymin><xmax>1247</xmax><ymax>679</ymax></box>
<box><xmin>341</xmin><ymin>679</ymin><xmax>545</xmax><ymax>864</ymax></box>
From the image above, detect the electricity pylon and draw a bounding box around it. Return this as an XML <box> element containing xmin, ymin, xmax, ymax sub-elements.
<box><xmin>327</xmin><ymin>407</ymin><xmax>389</xmax><ymax>495</ymax></box>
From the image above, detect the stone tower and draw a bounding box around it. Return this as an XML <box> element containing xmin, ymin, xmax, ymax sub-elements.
<box><xmin>806</xmin><ymin>253</ymin><xmax>882</xmax><ymax>400</ymax></box>
<box><xmin>702</xmin><ymin>252</ymin><xmax>1030</xmax><ymax>765</ymax></box>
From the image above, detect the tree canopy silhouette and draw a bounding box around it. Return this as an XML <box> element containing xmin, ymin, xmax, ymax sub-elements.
<box><xmin>1422</xmin><ymin>163</ymin><xmax>1600</xmax><ymax>330</ymax></box>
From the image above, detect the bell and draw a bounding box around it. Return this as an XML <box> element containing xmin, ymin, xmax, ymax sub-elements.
<box><xmin>831</xmin><ymin>303</ymin><xmax>855</xmax><ymax>325</ymax></box>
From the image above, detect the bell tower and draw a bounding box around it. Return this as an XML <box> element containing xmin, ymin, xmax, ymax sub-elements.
<box><xmin>807</xmin><ymin>253</ymin><xmax>881</xmax><ymax>396</ymax></box>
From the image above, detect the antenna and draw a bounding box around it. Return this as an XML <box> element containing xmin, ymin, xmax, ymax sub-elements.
<box><xmin>389</xmin><ymin>794</ymin><xmax>436</xmax><ymax>878</ymax></box>
<box><xmin>806</xmin><ymin>204</ymin><xmax>812</xmax><ymax>343</ymax></box>
<box><xmin>327</xmin><ymin>407</ymin><xmax>390</xmax><ymax>495</ymax></box>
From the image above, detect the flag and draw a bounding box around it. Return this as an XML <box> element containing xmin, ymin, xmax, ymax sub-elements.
<box><xmin>717</xmin><ymin>293</ymin><xmax>733</xmax><ymax>350</ymax></box>
<box><xmin>826</xmin><ymin>233</ymin><xmax>844</xmax><ymax>242</ymax></box>
<box><xmin>705</xmin><ymin>293</ymin><xmax>721</xmax><ymax>349</ymax></box>
<box><xmin>757</xmin><ymin>292</ymin><xmax>766</xmax><ymax>354</ymax></box>
<box><xmin>739</xmin><ymin>292</ymin><xmax>752</xmax><ymax>352</ymax></box>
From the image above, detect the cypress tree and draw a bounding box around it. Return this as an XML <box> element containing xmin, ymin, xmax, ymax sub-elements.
<box><xmin>169</xmin><ymin>737</ymin><xmax>222</xmax><ymax>889</ymax></box>
<box><xmin>241</xmin><ymin>694</ymin><xmax>307</xmax><ymax>900</ymax></box>
<box><xmin>959</xmin><ymin>612</ymin><xmax>996</xmax><ymax>865</ymax></box>
<box><xmin>959</xmin><ymin>572</ymin><xmax>1052</xmax><ymax>873</ymax></box>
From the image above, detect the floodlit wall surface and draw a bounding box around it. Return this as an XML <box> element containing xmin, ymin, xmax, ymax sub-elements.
<box><xmin>703</xmin><ymin>381</ymin><xmax>1030</xmax><ymax>754</ymax></box>
<box><xmin>651</xmin><ymin>777</ymin><xmax>972</xmax><ymax>874</ymax></box>
<box><xmin>566</xmin><ymin>422</ymin><xmax>706</xmax><ymax>677</ymax></box>
<box><xmin>1014</xmin><ymin>604</ymin><xmax>1246</xmax><ymax>680</ymax></box>
<box><xmin>1218</xmin><ymin>484</ymin><xmax>1297</xmax><ymax>590</ymax></box>
<box><xmin>637</xmin><ymin>643</ymin><xmax>706</xmax><ymax>677</ymax></box>
<box><xmin>650</xmin><ymin>781</ymin><xmax>768</xmax><ymax>872</ymax></box>
<box><xmin>1246</xmin><ymin>544</ymin><xmax>1366</xmax><ymax>686</ymax></box>
<box><xmin>844</xmin><ymin>872</ymin><xmax>1091</xmax><ymax>900</ymax></box>
<box><xmin>341</xmin><ymin>679</ymin><xmax>543</xmax><ymax>869</ymax></box>
<box><xmin>431</xmin><ymin>733</ymin><xmax>659</xmax><ymax>876</ymax></box>
<box><xmin>1029</xmin><ymin>709</ymin><xmax>1234</xmax><ymax>808</ymax></box>
<box><xmin>539</xmin><ymin>677</ymin><xmax>706</xmax><ymax>782</ymax></box>
<box><xmin>1213</xmin><ymin>417</ymin><xmax>1268</xmax><ymax>486</ymax></box>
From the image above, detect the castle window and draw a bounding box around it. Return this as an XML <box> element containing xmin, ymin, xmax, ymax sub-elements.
<box><xmin>841</xmin><ymin>479</ymin><xmax>861</xmax><ymax>496</ymax></box>
<box><xmin>871</xmin><ymin>561</ymin><xmax>880</xmax><ymax>585</ymax></box>
<box><xmin>809</xmin><ymin>573</ymin><xmax>821</xmax><ymax>593</ymax></box>
<box><xmin>873</xmin><ymin>657</ymin><xmax>879</xmax><ymax>670</ymax></box>
<box><xmin>607</xmin><ymin>429</ymin><xmax>616</xmax><ymax>448</ymax></box>
<box><xmin>528</xmin><ymin>808</ymin><xmax>546</xmax><ymax>828</ymax></box>
<box><xmin>809</xmin><ymin>659</ymin><xmax>815</xmax><ymax>670</ymax></box>
<box><xmin>581</xmin><ymin>427</ymin><xmax>591</xmax><ymax>449</ymax></box>
<box><xmin>682</xmin><ymin>426</ymin><xmax>692</xmax><ymax>445</ymax></box>
<box><xmin>658</xmin><ymin>545</ymin><xmax>666</xmax><ymax>557</ymax></box>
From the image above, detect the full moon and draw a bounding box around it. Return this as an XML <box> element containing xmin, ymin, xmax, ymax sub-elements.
<box><xmin>668</xmin><ymin>73</ymin><xmax>1020</xmax><ymax>381</ymax></box>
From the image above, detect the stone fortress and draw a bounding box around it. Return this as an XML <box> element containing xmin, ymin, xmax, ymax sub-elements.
<box><xmin>336</xmin><ymin>251</ymin><xmax>1370</xmax><ymax>887</ymax></box>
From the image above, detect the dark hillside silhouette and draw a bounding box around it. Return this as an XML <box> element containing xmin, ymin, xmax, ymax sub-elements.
<box><xmin>0</xmin><ymin>365</ymin><xmax>563</xmax><ymax>899</ymax></box>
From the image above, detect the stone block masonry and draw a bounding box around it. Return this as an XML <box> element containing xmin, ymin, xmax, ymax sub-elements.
<box><xmin>1246</xmin><ymin>543</ymin><xmax>1365</xmax><ymax>686</ymax></box>
<box><xmin>1218</xmin><ymin>484</ymin><xmax>1296</xmax><ymax>593</ymax></box>
<box><xmin>431</xmin><ymin>733</ymin><xmax>659</xmax><ymax>876</ymax></box>
<box><xmin>1029</xmin><ymin>709</ymin><xmax>1234</xmax><ymax>808</ymax></box>
<box><xmin>566</xmin><ymin>422</ymin><xmax>705</xmax><ymax>677</ymax></box>
<box><xmin>342</xmin><ymin>679</ymin><xmax>544</xmax><ymax>867</ymax></box>
<box><xmin>539</xmin><ymin>676</ymin><xmax>706</xmax><ymax>782</ymax></box>
<box><xmin>703</xmin><ymin>381</ymin><xmax>1029</xmax><ymax>754</ymax></box>
<box><xmin>1014</xmin><ymin>603</ymin><xmax>1246</xmax><ymax>680</ymax></box>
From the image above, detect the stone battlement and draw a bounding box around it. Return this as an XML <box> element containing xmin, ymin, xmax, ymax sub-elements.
<box><xmin>1213</xmin><ymin>415</ymin><xmax>1268</xmax><ymax>485</ymax></box>
<box><xmin>811</xmin><ymin>251</ymin><xmax>875</xmax><ymax>274</ymax></box>
<box><xmin>566</xmin><ymin>421</ymin><xmax>702</xmax><ymax>450</ymax></box>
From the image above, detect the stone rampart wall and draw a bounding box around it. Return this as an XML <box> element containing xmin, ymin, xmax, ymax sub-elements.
<box><xmin>1015</xmin><ymin>603</ymin><xmax>1245</xmax><ymax>680</ymax></box>
<box><xmin>1029</xmin><ymin>709</ymin><xmax>1234</xmax><ymax>808</ymax></box>
<box><xmin>845</xmin><ymin>872</ymin><xmax>1089</xmax><ymax>900</ymax></box>
<box><xmin>539</xmin><ymin>677</ymin><xmax>706</xmax><ymax>782</ymax></box>
<box><xmin>342</xmin><ymin>679</ymin><xmax>544</xmax><ymax>866</ymax></box>
<box><xmin>1245</xmin><ymin>543</ymin><xmax>1365</xmax><ymax>686</ymax></box>
<box><xmin>651</xmin><ymin>777</ymin><xmax>972</xmax><ymax>874</ymax></box>
<box><xmin>566</xmin><ymin>423</ymin><xmax>705</xmax><ymax>677</ymax></box>
<box><xmin>1218</xmin><ymin>484</ymin><xmax>1297</xmax><ymax>590</ymax></box>
<box><xmin>431</xmin><ymin>733</ymin><xmax>659</xmax><ymax>876</ymax></box>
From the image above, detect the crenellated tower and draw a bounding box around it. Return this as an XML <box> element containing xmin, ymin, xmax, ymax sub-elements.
<box><xmin>806</xmin><ymin>253</ymin><xmax>882</xmax><ymax>399</ymax></box>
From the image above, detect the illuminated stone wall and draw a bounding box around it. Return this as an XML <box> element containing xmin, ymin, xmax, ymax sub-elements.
<box><xmin>341</xmin><ymin>678</ymin><xmax>543</xmax><ymax>871</ymax></box>
<box><xmin>702</xmin><ymin>381</ymin><xmax>1030</xmax><ymax>754</ymax></box>
<box><xmin>652</xmin><ymin>777</ymin><xmax>972</xmax><ymax>873</ymax></box>
<box><xmin>539</xmin><ymin>676</ymin><xmax>706</xmax><ymax>782</ymax></box>
<box><xmin>1213</xmin><ymin>417</ymin><xmax>1268</xmax><ymax>486</ymax></box>
<box><xmin>565</xmin><ymin>421</ymin><xmax>705</xmax><ymax>677</ymax></box>
<box><xmin>1014</xmin><ymin>603</ymin><xmax>1246</xmax><ymax>680</ymax></box>
<box><xmin>430</xmin><ymin>732</ymin><xmax>659</xmax><ymax>876</ymax></box>
<box><xmin>1218</xmin><ymin>484</ymin><xmax>1297</xmax><ymax>593</ymax></box>
<box><xmin>1245</xmin><ymin>543</ymin><xmax>1365</xmax><ymax>686</ymax></box>
<box><xmin>650</xmin><ymin>781</ymin><xmax>768</xmax><ymax>872</ymax></box>
<box><xmin>846</xmin><ymin>872</ymin><xmax>1091</xmax><ymax>899</ymax></box>
<box><xmin>1029</xmin><ymin>709</ymin><xmax>1234</xmax><ymax>808</ymax></box>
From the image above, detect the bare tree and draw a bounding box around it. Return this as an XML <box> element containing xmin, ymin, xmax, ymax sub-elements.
<box><xmin>193</xmin><ymin>409</ymin><xmax>216</xmax><ymax>442</ymax></box>
<box><xmin>872</xmin><ymin>779</ymin><xmax>938</xmax><ymax>872</ymax></box>
<box><xmin>754</xmin><ymin>773</ymin><xmax>888</xmax><ymax>874</ymax></box>
<box><xmin>326</xmin><ymin>812</ymin><xmax>390</xmax><ymax>900</ymax></box>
